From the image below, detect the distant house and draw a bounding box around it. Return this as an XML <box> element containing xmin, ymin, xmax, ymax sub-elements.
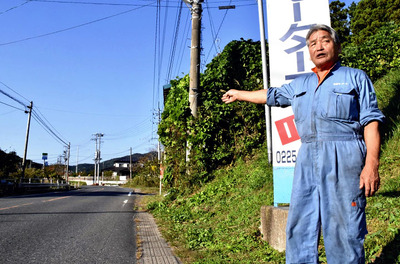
<box><xmin>113</xmin><ymin>157</ymin><xmax>132</xmax><ymax>176</ymax></box>
<box><xmin>111</xmin><ymin>151</ymin><xmax>157</xmax><ymax>177</ymax></box>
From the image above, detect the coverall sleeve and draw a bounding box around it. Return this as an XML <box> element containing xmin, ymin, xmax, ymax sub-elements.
<box><xmin>266</xmin><ymin>82</ymin><xmax>294</xmax><ymax>107</ymax></box>
<box><xmin>358</xmin><ymin>73</ymin><xmax>385</xmax><ymax>126</ymax></box>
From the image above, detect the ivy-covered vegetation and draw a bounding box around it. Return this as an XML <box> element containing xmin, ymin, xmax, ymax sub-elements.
<box><xmin>159</xmin><ymin>39</ymin><xmax>267</xmax><ymax>192</ymax></box>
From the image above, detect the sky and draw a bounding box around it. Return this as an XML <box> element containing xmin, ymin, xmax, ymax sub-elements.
<box><xmin>0</xmin><ymin>0</ymin><xmax>357</xmax><ymax>166</ymax></box>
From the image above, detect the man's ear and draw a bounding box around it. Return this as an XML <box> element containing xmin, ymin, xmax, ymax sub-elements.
<box><xmin>338</xmin><ymin>43</ymin><xmax>342</xmax><ymax>54</ymax></box>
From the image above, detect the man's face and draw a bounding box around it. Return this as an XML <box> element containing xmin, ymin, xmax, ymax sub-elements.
<box><xmin>308</xmin><ymin>30</ymin><xmax>340</xmax><ymax>70</ymax></box>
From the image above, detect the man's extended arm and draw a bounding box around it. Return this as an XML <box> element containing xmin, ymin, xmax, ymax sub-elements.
<box><xmin>360</xmin><ymin>121</ymin><xmax>381</xmax><ymax>197</ymax></box>
<box><xmin>222</xmin><ymin>89</ymin><xmax>267</xmax><ymax>104</ymax></box>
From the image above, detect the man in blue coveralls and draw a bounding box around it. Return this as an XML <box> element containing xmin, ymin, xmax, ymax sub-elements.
<box><xmin>222</xmin><ymin>24</ymin><xmax>385</xmax><ymax>263</ymax></box>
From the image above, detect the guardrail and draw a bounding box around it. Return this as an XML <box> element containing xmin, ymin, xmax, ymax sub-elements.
<box><xmin>19</xmin><ymin>182</ymin><xmax>71</xmax><ymax>192</ymax></box>
<box><xmin>1</xmin><ymin>179</ymin><xmax>72</xmax><ymax>196</ymax></box>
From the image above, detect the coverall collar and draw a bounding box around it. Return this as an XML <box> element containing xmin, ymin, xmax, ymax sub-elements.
<box><xmin>312</xmin><ymin>61</ymin><xmax>341</xmax><ymax>86</ymax></box>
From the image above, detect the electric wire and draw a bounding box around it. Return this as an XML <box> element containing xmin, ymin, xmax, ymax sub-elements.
<box><xmin>0</xmin><ymin>100</ymin><xmax>26</xmax><ymax>112</ymax></box>
<box><xmin>0</xmin><ymin>81</ymin><xmax>70</xmax><ymax>148</ymax></box>
<box><xmin>0</xmin><ymin>109</ymin><xmax>19</xmax><ymax>116</ymax></box>
<box><xmin>158</xmin><ymin>0</ymin><xmax>170</xmax><ymax>91</ymax></box>
<box><xmin>0</xmin><ymin>87</ymin><xmax>28</xmax><ymax>109</ymax></box>
<box><xmin>165</xmin><ymin>0</ymin><xmax>183</xmax><ymax>82</ymax></box>
<box><xmin>203</xmin><ymin>0</ymin><xmax>233</xmax><ymax>71</ymax></box>
<box><xmin>0</xmin><ymin>0</ymin><xmax>32</xmax><ymax>15</ymax></box>
<box><xmin>0</xmin><ymin>2</ymin><xmax>156</xmax><ymax>46</ymax></box>
<box><xmin>105</xmin><ymin>115</ymin><xmax>152</xmax><ymax>140</ymax></box>
<box><xmin>36</xmin><ymin>106</ymin><xmax>147</xmax><ymax>117</ymax></box>
<box><xmin>31</xmin><ymin>109</ymin><xmax>69</xmax><ymax>146</ymax></box>
<box><xmin>28</xmin><ymin>0</ymin><xmax>255</xmax><ymax>8</ymax></box>
<box><xmin>30</xmin><ymin>0</ymin><xmax>153</xmax><ymax>6</ymax></box>
<box><xmin>205</xmin><ymin>0</ymin><xmax>219</xmax><ymax>56</ymax></box>
<box><xmin>152</xmin><ymin>0</ymin><xmax>160</xmax><ymax>110</ymax></box>
<box><xmin>0</xmin><ymin>81</ymin><xmax>31</xmax><ymax>104</ymax></box>
<box><xmin>151</xmin><ymin>0</ymin><xmax>161</xmax><ymax>143</ymax></box>
<box><xmin>33</xmin><ymin>106</ymin><xmax>69</xmax><ymax>144</ymax></box>
<box><xmin>174</xmin><ymin>11</ymin><xmax>190</xmax><ymax>78</ymax></box>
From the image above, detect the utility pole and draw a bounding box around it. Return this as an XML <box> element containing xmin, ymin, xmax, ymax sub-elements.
<box><xmin>63</xmin><ymin>143</ymin><xmax>70</xmax><ymax>183</ymax></box>
<box><xmin>22</xmin><ymin>101</ymin><xmax>33</xmax><ymax>179</ymax></box>
<box><xmin>93</xmin><ymin>138</ymin><xmax>98</xmax><ymax>184</ymax></box>
<box><xmin>157</xmin><ymin>106</ymin><xmax>161</xmax><ymax>162</ymax></box>
<box><xmin>257</xmin><ymin>0</ymin><xmax>273</xmax><ymax>164</ymax></box>
<box><xmin>185</xmin><ymin>0</ymin><xmax>203</xmax><ymax>118</ymax></box>
<box><xmin>157</xmin><ymin>107</ymin><xmax>162</xmax><ymax>195</ymax></box>
<box><xmin>97</xmin><ymin>135</ymin><xmax>102</xmax><ymax>184</ymax></box>
<box><xmin>183</xmin><ymin>0</ymin><xmax>203</xmax><ymax>166</ymax></box>
<box><xmin>92</xmin><ymin>133</ymin><xmax>104</xmax><ymax>185</ymax></box>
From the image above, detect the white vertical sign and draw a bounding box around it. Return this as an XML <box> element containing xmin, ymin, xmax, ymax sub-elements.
<box><xmin>266</xmin><ymin>0</ymin><xmax>330</xmax><ymax>206</ymax></box>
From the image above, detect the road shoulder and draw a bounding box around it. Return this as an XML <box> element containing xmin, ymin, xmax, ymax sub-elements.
<box><xmin>134</xmin><ymin>189</ymin><xmax>182</xmax><ymax>264</ymax></box>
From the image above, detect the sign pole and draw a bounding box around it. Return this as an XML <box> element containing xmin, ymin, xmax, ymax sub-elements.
<box><xmin>257</xmin><ymin>0</ymin><xmax>273</xmax><ymax>164</ymax></box>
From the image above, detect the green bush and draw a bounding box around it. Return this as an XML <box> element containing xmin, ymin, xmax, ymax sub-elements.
<box><xmin>159</xmin><ymin>39</ymin><xmax>267</xmax><ymax>191</ymax></box>
<box><xmin>341</xmin><ymin>22</ymin><xmax>400</xmax><ymax>82</ymax></box>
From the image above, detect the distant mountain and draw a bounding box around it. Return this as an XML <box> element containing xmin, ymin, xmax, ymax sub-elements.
<box><xmin>69</xmin><ymin>151</ymin><xmax>157</xmax><ymax>173</ymax></box>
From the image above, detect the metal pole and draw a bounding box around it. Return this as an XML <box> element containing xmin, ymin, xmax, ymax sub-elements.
<box><xmin>97</xmin><ymin>133</ymin><xmax>103</xmax><ymax>184</ymax></box>
<box><xmin>22</xmin><ymin>101</ymin><xmax>33</xmax><ymax>179</ymax></box>
<box><xmin>76</xmin><ymin>146</ymin><xmax>79</xmax><ymax>175</ymax></box>
<box><xmin>66</xmin><ymin>143</ymin><xmax>70</xmax><ymax>183</ymax></box>
<box><xmin>130</xmin><ymin>147</ymin><xmax>132</xmax><ymax>180</ymax></box>
<box><xmin>94</xmin><ymin>137</ymin><xmax>98</xmax><ymax>185</ymax></box>
<box><xmin>257</xmin><ymin>0</ymin><xmax>273</xmax><ymax>164</ymax></box>
<box><xmin>189</xmin><ymin>0</ymin><xmax>202</xmax><ymax>118</ymax></box>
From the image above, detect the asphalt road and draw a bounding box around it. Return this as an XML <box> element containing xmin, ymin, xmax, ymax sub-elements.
<box><xmin>0</xmin><ymin>186</ymin><xmax>138</xmax><ymax>264</ymax></box>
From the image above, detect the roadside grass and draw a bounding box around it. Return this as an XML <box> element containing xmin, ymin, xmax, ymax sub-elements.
<box><xmin>364</xmin><ymin>68</ymin><xmax>400</xmax><ymax>263</ymax></box>
<box><xmin>146</xmin><ymin>147</ymin><xmax>286</xmax><ymax>263</ymax></box>
<box><xmin>143</xmin><ymin>69</ymin><xmax>400</xmax><ymax>263</ymax></box>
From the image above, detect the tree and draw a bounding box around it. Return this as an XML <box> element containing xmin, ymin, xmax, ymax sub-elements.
<box><xmin>330</xmin><ymin>0</ymin><xmax>351</xmax><ymax>46</ymax></box>
<box><xmin>341</xmin><ymin>22</ymin><xmax>400</xmax><ymax>82</ymax></box>
<box><xmin>350</xmin><ymin>0</ymin><xmax>400</xmax><ymax>44</ymax></box>
<box><xmin>0</xmin><ymin>150</ymin><xmax>21</xmax><ymax>178</ymax></box>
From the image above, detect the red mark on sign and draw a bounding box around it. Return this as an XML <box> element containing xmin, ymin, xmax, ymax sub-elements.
<box><xmin>275</xmin><ymin>115</ymin><xmax>300</xmax><ymax>145</ymax></box>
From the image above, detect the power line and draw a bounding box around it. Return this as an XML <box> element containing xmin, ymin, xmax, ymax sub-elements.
<box><xmin>0</xmin><ymin>0</ymin><xmax>32</xmax><ymax>16</ymax></box>
<box><xmin>0</xmin><ymin>81</ymin><xmax>31</xmax><ymax>103</ymax></box>
<box><xmin>203</xmin><ymin>0</ymin><xmax>233</xmax><ymax>70</ymax></box>
<box><xmin>0</xmin><ymin>2</ymin><xmax>156</xmax><ymax>46</ymax></box>
<box><xmin>30</xmin><ymin>0</ymin><xmax>152</xmax><ymax>6</ymax></box>
<box><xmin>152</xmin><ymin>0</ymin><xmax>161</xmax><ymax>110</ymax></box>
<box><xmin>165</xmin><ymin>0</ymin><xmax>183</xmax><ymax>82</ymax></box>
<box><xmin>31</xmin><ymin>109</ymin><xmax>69</xmax><ymax>146</ymax></box>
<box><xmin>0</xmin><ymin>86</ymin><xmax>28</xmax><ymax>109</ymax></box>
<box><xmin>174</xmin><ymin>11</ymin><xmax>191</xmax><ymax>78</ymax></box>
<box><xmin>28</xmin><ymin>0</ymin><xmax>255</xmax><ymax>8</ymax></box>
<box><xmin>0</xmin><ymin>100</ymin><xmax>26</xmax><ymax>112</ymax></box>
<box><xmin>33</xmin><ymin>106</ymin><xmax>69</xmax><ymax>144</ymax></box>
<box><xmin>0</xmin><ymin>80</ymin><xmax>70</xmax><ymax>150</ymax></box>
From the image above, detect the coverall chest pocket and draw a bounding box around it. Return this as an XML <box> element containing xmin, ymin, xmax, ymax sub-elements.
<box><xmin>292</xmin><ymin>88</ymin><xmax>308</xmax><ymax>124</ymax></box>
<box><xmin>324</xmin><ymin>86</ymin><xmax>359</xmax><ymax>121</ymax></box>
